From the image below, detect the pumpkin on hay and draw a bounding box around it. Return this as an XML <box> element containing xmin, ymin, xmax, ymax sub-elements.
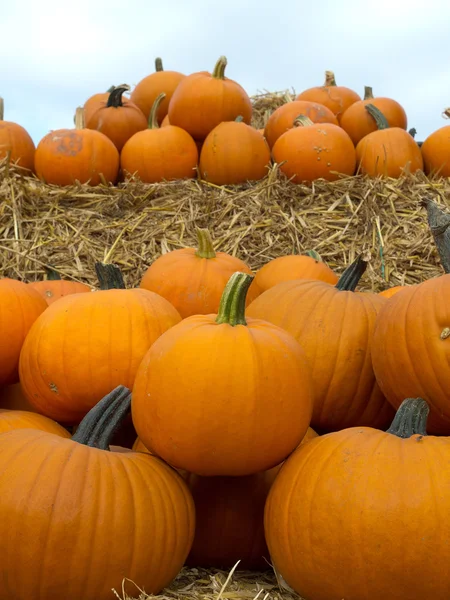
<box><xmin>28</xmin><ymin>267</ymin><xmax>91</xmax><ymax>305</ymax></box>
<box><xmin>82</xmin><ymin>85</ymin><xmax>131</xmax><ymax>124</ymax></box>
<box><xmin>0</xmin><ymin>97</ymin><xmax>35</xmax><ymax>173</ymax></box>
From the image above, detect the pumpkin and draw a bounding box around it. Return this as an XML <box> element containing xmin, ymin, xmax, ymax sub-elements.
<box><xmin>254</xmin><ymin>251</ymin><xmax>338</xmax><ymax>293</ymax></box>
<box><xmin>0</xmin><ymin>278</ymin><xmax>47</xmax><ymax>387</ymax></box>
<box><xmin>296</xmin><ymin>71</ymin><xmax>361</xmax><ymax>122</ymax></box>
<box><xmin>19</xmin><ymin>263</ymin><xmax>181</xmax><ymax>424</ymax></box>
<box><xmin>379</xmin><ymin>285</ymin><xmax>406</xmax><ymax>298</ymax></box>
<box><xmin>0</xmin><ymin>386</ymin><xmax>195</xmax><ymax>600</ymax></box>
<box><xmin>132</xmin><ymin>272</ymin><xmax>314</xmax><ymax>476</ymax></box>
<box><xmin>85</xmin><ymin>84</ymin><xmax>147</xmax><ymax>151</ymax></box>
<box><xmin>168</xmin><ymin>55</ymin><xmax>252</xmax><ymax>141</ymax></box>
<box><xmin>121</xmin><ymin>93</ymin><xmax>198</xmax><ymax>183</ymax></box>
<box><xmin>82</xmin><ymin>85</ymin><xmax>131</xmax><ymax>124</ymax></box>
<box><xmin>139</xmin><ymin>227</ymin><xmax>260</xmax><ymax>318</ymax></box>
<box><xmin>355</xmin><ymin>104</ymin><xmax>423</xmax><ymax>178</ymax></box>
<box><xmin>421</xmin><ymin>119</ymin><xmax>450</xmax><ymax>177</ymax></box>
<box><xmin>247</xmin><ymin>256</ymin><xmax>394</xmax><ymax>433</ymax></box>
<box><xmin>28</xmin><ymin>267</ymin><xmax>91</xmax><ymax>305</ymax></box>
<box><xmin>272</xmin><ymin>115</ymin><xmax>356</xmax><ymax>183</ymax></box>
<box><xmin>264</xmin><ymin>99</ymin><xmax>338</xmax><ymax>148</ymax></box>
<box><xmin>265</xmin><ymin>397</ymin><xmax>450</xmax><ymax>600</ymax></box>
<box><xmin>130</xmin><ymin>57</ymin><xmax>185</xmax><ymax>123</ymax></box>
<box><xmin>340</xmin><ymin>85</ymin><xmax>408</xmax><ymax>145</ymax></box>
<box><xmin>35</xmin><ymin>107</ymin><xmax>120</xmax><ymax>186</ymax></box>
<box><xmin>0</xmin><ymin>408</ymin><xmax>70</xmax><ymax>437</ymax></box>
<box><xmin>161</xmin><ymin>114</ymin><xmax>171</xmax><ymax>127</ymax></box>
<box><xmin>199</xmin><ymin>116</ymin><xmax>271</xmax><ymax>185</ymax></box>
<box><xmin>0</xmin><ymin>97</ymin><xmax>35</xmax><ymax>173</ymax></box>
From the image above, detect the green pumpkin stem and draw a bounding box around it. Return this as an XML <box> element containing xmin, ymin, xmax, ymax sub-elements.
<box><xmin>106</xmin><ymin>84</ymin><xmax>131</xmax><ymax>108</ymax></box>
<box><xmin>212</xmin><ymin>56</ymin><xmax>228</xmax><ymax>80</ymax></box>
<box><xmin>365</xmin><ymin>104</ymin><xmax>389</xmax><ymax>130</ymax></box>
<box><xmin>294</xmin><ymin>114</ymin><xmax>314</xmax><ymax>127</ymax></box>
<box><xmin>45</xmin><ymin>267</ymin><xmax>61</xmax><ymax>281</ymax></box>
<box><xmin>71</xmin><ymin>386</ymin><xmax>132</xmax><ymax>450</ymax></box>
<box><xmin>408</xmin><ymin>127</ymin><xmax>417</xmax><ymax>139</ymax></box>
<box><xmin>335</xmin><ymin>255</ymin><xmax>367</xmax><ymax>291</ymax></box>
<box><xmin>422</xmin><ymin>198</ymin><xmax>450</xmax><ymax>274</ymax></box>
<box><xmin>216</xmin><ymin>272</ymin><xmax>254</xmax><ymax>327</ymax></box>
<box><xmin>74</xmin><ymin>107</ymin><xmax>85</xmax><ymax>130</ymax></box>
<box><xmin>304</xmin><ymin>250</ymin><xmax>323</xmax><ymax>262</ymax></box>
<box><xmin>235</xmin><ymin>115</ymin><xmax>244</xmax><ymax>123</ymax></box>
<box><xmin>155</xmin><ymin>57</ymin><xmax>163</xmax><ymax>72</ymax></box>
<box><xmin>148</xmin><ymin>93</ymin><xmax>166</xmax><ymax>129</ymax></box>
<box><xmin>364</xmin><ymin>86</ymin><xmax>373</xmax><ymax>100</ymax></box>
<box><xmin>387</xmin><ymin>398</ymin><xmax>429</xmax><ymax>438</ymax></box>
<box><xmin>0</xmin><ymin>97</ymin><xmax>4</xmax><ymax>121</ymax></box>
<box><xmin>195</xmin><ymin>227</ymin><xmax>216</xmax><ymax>259</ymax></box>
<box><xmin>325</xmin><ymin>71</ymin><xmax>337</xmax><ymax>86</ymax></box>
<box><xmin>95</xmin><ymin>262</ymin><xmax>126</xmax><ymax>290</ymax></box>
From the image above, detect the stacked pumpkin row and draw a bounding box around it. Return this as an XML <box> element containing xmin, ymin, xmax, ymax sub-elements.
<box><xmin>3</xmin><ymin>58</ymin><xmax>450</xmax><ymax>187</ymax></box>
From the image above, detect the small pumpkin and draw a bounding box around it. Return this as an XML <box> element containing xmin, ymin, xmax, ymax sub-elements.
<box><xmin>28</xmin><ymin>267</ymin><xmax>91</xmax><ymax>305</ymax></box>
<box><xmin>82</xmin><ymin>85</ymin><xmax>131</xmax><ymax>124</ymax></box>
<box><xmin>272</xmin><ymin>115</ymin><xmax>356</xmax><ymax>183</ymax></box>
<box><xmin>0</xmin><ymin>97</ymin><xmax>35</xmax><ymax>172</ymax></box>
<box><xmin>0</xmin><ymin>408</ymin><xmax>70</xmax><ymax>437</ymax></box>
<box><xmin>35</xmin><ymin>107</ymin><xmax>120</xmax><ymax>186</ymax></box>
<box><xmin>421</xmin><ymin>113</ymin><xmax>450</xmax><ymax>177</ymax></box>
<box><xmin>296</xmin><ymin>71</ymin><xmax>361</xmax><ymax>122</ymax></box>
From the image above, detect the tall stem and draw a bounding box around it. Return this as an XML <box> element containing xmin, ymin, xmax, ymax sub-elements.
<box><xmin>325</xmin><ymin>71</ymin><xmax>337</xmax><ymax>86</ymax></box>
<box><xmin>422</xmin><ymin>197</ymin><xmax>450</xmax><ymax>274</ymax></box>
<box><xmin>195</xmin><ymin>228</ymin><xmax>216</xmax><ymax>259</ymax></box>
<box><xmin>106</xmin><ymin>85</ymin><xmax>131</xmax><ymax>108</ymax></box>
<box><xmin>0</xmin><ymin>97</ymin><xmax>4</xmax><ymax>121</ymax></box>
<box><xmin>335</xmin><ymin>255</ymin><xmax>367</xmax><ymax>291</ymax></box>
<box><xmin>364</xmin><ymin>86</ymin><xmax>374</xmax><ymax>100</ymax></box>
<box><xmin>365</xmin><ymin>104</ymin><xmax>389</xmax><ymax>130</ymax></box>
<box><xmin>75</xmin><ymin>107</ymin><xmax>85</xmax><ymax>130</ymax></box>
<box><xmin>155</xmin><ymin>57</ymin><xmax>163</xmax><ymax>72</ymax></box>
<box><xmin>148</xmin><ymin>93</ymin><xmax>166</xmax><ymax>129</ymax></box>
<box><xmin>216</xmin><ymin>272</ymin><xmax>254</xmax><ymax>327</ymax></box>
<box><xmin>212</xmin><ymin>56</ymin><xmax>228</xmax><ymax>79</ymax></box>
<box><xmin>387</xmin><ymin>398</ymin><xmax>429</xmax><ymax>438</ymax></box>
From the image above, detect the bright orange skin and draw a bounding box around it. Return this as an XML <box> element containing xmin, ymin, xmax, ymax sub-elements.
<box><xmin>372</xmin><ymin>275</ymin><xmax>450</xmax><ymax>435</ymax></box>
<box><xmin>199</xmin><ymin>120</ymin><xmax>271</xmax><ymax>185</ymax></box>
<box><xmin>0</xmin><ymin>120</ymin><xmax>35</xmax><ymax>172</ymax></box>
<box><xmin>265</xmin><ymin>424</ymin><xmax>450</xmax><ymax>600</ymax></box>
<box><xmin>296</xmin><ymin>85</ymin><xmax>361</xmax><ymax>122</ymax></box>
<box><xmin>140</xmin><ymin>248</ymin><xmax>260</xmax><ymax>318</ymax></box>
<box><xmin>86</xmin><ymin>99</ymin><xmax>148</xmax><ymax>151</ymax></box>
<box><xmin>168</xmin><ymin>70</ymin><xmax>252</xmax><ymax>141</ymax></box>
<box><xmin>421</xmin><ymin>125</ymin><xmax>450</xmax><ymax>177</ymax></box>
<box><xmin>247</xmin><ymin>280</ymin><xmax>394</xmax><ymax>433</ymax></box>
<box><xmin>0</xmin><ymin>428</ymin><xmax>195</xmax><ymax>600</ymax></box>
<box><xmin>264</xmin><ymin>100</ymin><xmax>338</xmax><ymax>148</ymax></box>
<box><xmin>131</xmin><ymin>70</ymin><xmax>186</xmax><ymax>123</ymax></box>
<box><xmin>356</xmin><ymin>128</ymin><xmax>424</xmax><ymax>178</ymax></box>
<box><xmin>19</xmin><ymin>289</ymin><xmax>181</xmax><ymax>424</ymax></box>
<box><xmin>341</xmin><ymin>97</ymin><xmax>408</xmax><ymax>145</ymax></box>
<box><xmin>132</xmin><ymin>315</ymin><xmax>314</xmax><ymax>476</ymax></box>
<box><xmin>0</xmin><ymin>279</ymin><xmax>47</xmax><ymax>387</ymax></box>
<box><xmin>273</xmin><ymin>123</ymin><xmax>356</xmax><ymax>183</ymax></box>
<box><xmin>28</xmin><ymin>279</ymin><xmax>92</xmax><ymax>305</ymax></box>
<box><xmin>121</xmin><ymin>126</ymin><xmax>198</xmax><ymax>183</ymax></box>
<box><xmin>255</xmin><ymin>255</ymin><xmax>338</xmax><ymax>293</ymax></box>
<box><xmin>379</xmin><ymin>285</ymin><xmax>405</xmax><ymax>298</ymax></box>
<box><xmin>35</xmin><ymin>128</ymin><xmax>119</xmax><ymax>186</ymax></box>
<box><xmin>0</xmin><ymin>408</ymin><xmax>70</xmax><ymax>437</ymax></box>
<box><xmin>83</xmin><ymin>91</ymin><xmax>131</xmax><ymax>124</ymax></box>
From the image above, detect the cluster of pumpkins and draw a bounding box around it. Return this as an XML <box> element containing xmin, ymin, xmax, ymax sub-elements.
<box><xmin>2</xmin><ymin>57</ymin><xmax>450</xmax><ymax>188</ymax></box>
<box><xmin>1</xmin><ymin>201</ymin><xmax>450</xmax><ymax>600</ymax></box>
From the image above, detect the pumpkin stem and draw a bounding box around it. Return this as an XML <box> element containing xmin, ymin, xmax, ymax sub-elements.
<box><xmin>408</xmin><ymin>127</ymin><xmax>417</xmax><ymax>138</ymax></box>
<box><xmin>75</xmin><ymin>107</ymin><xmax>85</xmax><ymax>130</ymax></box>
<box><xmin>442</xmin><ymin>108</ymin><xmax>450</xmax><ymax>120</ymax></box>
<box><xmin>335</xmin><ymin>255</ymin><xmax>367</xmax><ymax>291</ymax></box>
<box><xmin>216</xmin><ymin>272</ymin><xmax>254</xmax><ymax>327</ymax></box>
<box><xmin>422</xmin><ymin>197</ymin><xmax>450</xmax><ymax>274</ymax></box>
<box><xmin>106</xmin><ymin>85</ymin><xmax>115</xmax><ymax>93</ymax></box>
<box><xmin>148</xmin><ymin>92</ymin><xmax>166</xmax><ymax>129</ymax></box>
<box><xmin>304</xmin><ymin>249</ymin><xmax>323</xmax><ymax>262</ymax></box>
<box><xmin>71</xmin><ymin>386</ymin><xmax>132</xmax><ymax>450</ymax></box>
<box><xmin>0</xmin><ymin>97</ymin><xmax>4</xmax><ymax>121</ymax></box>
<box><xmin>365</xmin><ymin>104</ymin><xmax>389</xmax><ymax>130</ymax></box>
<box><xmin>95</xmin><ymin>262</ymin><xmax>126</xmax><ymax>290</ymax></box>
<box><xmin>364</xmin><ymin>86</ymin><xmax>373</xmax><ymax>100</ymax></box>
<box><xmin>212</xmin><ymin>56</ymin><xmax>228</xmax><ymax>80</ymax></box>
<box><xmin>155</xmin><ymin>57</ymin><xmax>163</xmax><ymax>72</ymax></box>
<box><xmin>324</xmin><ymin>71</ymin><xmax>336</xmax><ymax>86</ymax></box>
<box><xmin>195</xmin><ymin>227</ymin><xmax>216</xmax><ymax>259</ymax></box>
<box><xmin>45</xmin><ymin>266</ymin><xmax>62</xmax><ymax>281</ymax></box>
<box><xmin>294</xmin><ymin>114</ymin><xmax>314</xmax><ymax>127</ymax></box>
<box><xmin>235</xmin><ymin>115</ymin><xmax>244</xmax><ymax>123</ymax></box>
<box><xmin>387</xmin><ymin>398</ymin><xmax>429</xmax><ymax>438</ymax></box>
<box><xmin>106</xmin><ymin>84</ymin><xmax>131</xmax><ymax>108</ymax></box>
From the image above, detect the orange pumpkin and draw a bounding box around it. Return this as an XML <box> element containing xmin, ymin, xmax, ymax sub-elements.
<box><xmin>82</xmin><ymin>85</ymin><xmax>132</xmax><ymax>124</ymax></box>
<box><xmin>355</xmin><ymin>104</ymin><xmax>423</xmax><ymax>178</ymax></box>
<box><xmin>0</xmin><ymin>408</ymin><xmax>70</xmax><ymax>437</ymax></box>
<box><xmin>0</xmin><ymin>386</ymin><xmax>195</xmax><ymax>600</ymax></box>
<box><xmin>35</xmin><ymin>107</ymin><xmax>120</xmax><ymax>186</ymax></box>
<box><xmin>272</xmin><ymin>115</ymin><xmax>356</xmax><ymax>183</ymax></box>
<box><xmin>130</xmin><ymin>57</ymin><xmax>185</xmax><ymax>123</ymax></box>
<box><xmin>85</xmin><ymin>84</ymin><xmax>147</xmax><ymax>151</ymax></box>
<box><xmin>28</xmin><ymin>267</ymin><xmax>91</xmax><ymax>305</ymax></box>
<box><xmin>247</xmin><ymin>256</ymin><xmax>394</xmax><ymax>433</ymax></box>
<box><xmin>132</xmin><ymin>272</ymin><xmax>314</xmax><ymax>476</ymax></box>
<box><xmin>296</xmin><ymin>71</ymin><xmax>361</xmax><ymax>122</ymax></box>
<box><xmin>161</xmin><ymin>114</ymin><xmax>170</xmax><ymax>127</ymax></box>
<box><xmin>199</xmin><ymin>116</ymin><xmax>271</xmax><ymax>185</ymax></box>
<box><xmin>379</xmin><ymin>285</ymin><xmax>406</xmax><ymax>298</ymax></box>
<box><xmin>0</xmin><ymin>97</ymin><xmax>35</xmax><ymax>172</ymax></box>
<box><xmin>121</xmin><ymin>93</ymin><xmax>198</xmax><ymax>183</ymax></box>
<box><xmin>19</xmin><ymin>263</ymin><xmax>181</xmax><ymax>424</ymax></box>
<box><xmin>421</xmin><ymin>118</ymin><xmax>450</xmax><ymax>177</ymax></box>
<box><xmin>264</xmin><ymin>99</ymin><xmax>338</xmax><ymax>148</ymax></box>
<box><xmin>168</xmin><ymin>56</ymin><xmax>252</xmax><ymax>141</ymax></box>
<box><xmin>139</xmin><ymin>227</ymin><xmax>260</xmax><ymax>318</ymax></box>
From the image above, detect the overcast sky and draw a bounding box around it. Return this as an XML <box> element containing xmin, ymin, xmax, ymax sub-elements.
<box><xmin>1</xmin><ymin>0</ymin><xmax>448</xmax><ymax>145</ymax></box>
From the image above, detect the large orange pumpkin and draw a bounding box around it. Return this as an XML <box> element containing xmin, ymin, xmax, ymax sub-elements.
<box><xmin>132</xmin><ymin>272</ymin><xmax>314</xmax><ymax>476</ymax></box>
<box><xmin>265</xmin><ymin>397</ymin><xmax>450</xmax><ymax>600</ymax></box>
<box><xmin>139</xmin><ymin>227</ymin><xmax>260</xmax><ymax>318</ymax></box>
<box><xmin>0</xmin><ymin>97</ymin><xmax>35</xmax><ymax>173</ymax></box>
<box><xmin>421</xmin><ymin>119</ymin><xmax>450</xmax><ymax>177</ymax></box>
<box><xmin>35</xmin><ymin>107</ymin><xmax>120</xmax><ymax>186</ymax></box>
<box><xmin>247</xmin><ymin>256</ymin><xmax>394</xmax><ymax>433</ymax></box>
<box><xmin>0</xmin><ymin>408</ymin><xmax>70</xmax><ymax>437</ymax></box>
<box><xmin>168</xmin><ymin>56</ymin><xmax>252</xmax><ymax>141</ymax></box>
<box><xmin>296</xmin><ymin>71</ymin><xmax>361</xmax><ymax>122</ymax></box>
<box><xmin>28</xmin><ymin>267</ymin><xmax>91</xmax><ymax>305</ymax></box>
<box><xmin>0</xmin><ymin>386</ymin><xmax>195</xmax><ymax>600</ymax></box>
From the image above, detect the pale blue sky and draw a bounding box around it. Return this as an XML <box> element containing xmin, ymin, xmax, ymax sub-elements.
<box><xmin>1</xmin><ymin>0</ymin><xmax>448</xmax><ymax>145</ymax></box>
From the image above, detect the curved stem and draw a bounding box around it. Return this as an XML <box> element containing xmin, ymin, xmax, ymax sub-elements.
<box><xmin>45</xmin><ymin>266</ymin><xmax>61</xmax><ymax>281</ymax></box>
<box><xmin>335</xmin><ymin>255</ymin><xmax>367</xmax><ymax>291</ymax></box>
<box><xmin>195</xmin><ymin>227</ymin><xmax>216</xmax><ymax>259</ymax></box>
<box><xmin>106</xmin><ymin>84</ymin><xmax>131</xmax><ymax>108</ymax></box>
<box><xmin>422</xmin><ymin>197</ymin><xmax>450</xmax><ymax>274</ymax></box>
<box><xmin>212</xmin><ymin>56</ymin><xmax>228</xmax><ymax>79</ymax></box>
<box><xmin>325</xmin><ymin>71</ymin><xmax>336</xmax><ymax>86</ymax></box>
<box><xmin>304</xmin><ymin>249</ymin><xmax>323</xmax><ymax>262</ymax></box>
<box><xmin>155</xmin><ymin>57</ymin><xmax>163</xmax><ymax>72</ymax></box>
<box><xmin>95</xmin><ymin>262</ymin><xmax>126</xmax><ymax>290</ymax></box>
<box><xmin>294</xmin><ymin>114</ymin><xmax>314</xmax><ymax>127</ymax></box>
<box><xmin>148</xmin><ymin>92</ymin><xmax>166</xmax><ymax>129</ymax></box>
<box><xmin>71</xmin><ymin>386</ymin><xmax>132</xmax><ymax>450</ymax></box>
<box><xmin>216</xmin><ymin>272</ymin><xmax>254</xmax><ymax>327</ymax></box>
<box><xmin>106</xmin><ymin>85</ymin><xmax>115</xmax><ymax>93</ymax></box>
<box><xmin>365</xmin><ymin>104</ymin><xmax>389</xmax><ymax>130</ymax></box>
<box><xmin>364</xmin><ymin>86</ymin><xmax>373</xmax><ymax>100</ymax></box>
<box><xmin>75</xmin><ymin>107</ymin><xmax>85</xmax><ymax>130</ymax></box>
<box><xmin>387</xmin><ymin>398</ymin><xmax>429</xmax><ymax>438</ymax></box>
<box><xmin>0</xmin><ymin>97</ymin><xmax>4</xmax><ymax>121</ymax></box>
